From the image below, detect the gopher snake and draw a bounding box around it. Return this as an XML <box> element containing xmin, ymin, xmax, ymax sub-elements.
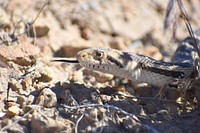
<box><xmin>54</xmin><ymin>36</ymin><xmax>199</xmax><ymax>94</ymax></box>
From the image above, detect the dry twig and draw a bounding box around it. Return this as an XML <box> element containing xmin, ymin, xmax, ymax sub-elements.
<box><xmin>0</xmin><ymin>0</ymin><xmax>49</xmax><ymax>46</ymax></box>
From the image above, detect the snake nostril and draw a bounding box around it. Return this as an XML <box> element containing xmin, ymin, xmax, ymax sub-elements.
<box><xmin>76</xmin><ymin>52</ymin><xmax>87</xmax><ymax>59</ymax></box>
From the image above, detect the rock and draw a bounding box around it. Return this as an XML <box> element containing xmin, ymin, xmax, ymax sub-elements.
<box><xmin>33</xmin><ymin>62</ymin><xmax>69</xmax><ymax>83</ymax></box>
<box><xmin>0</xmin><ymin>37</ymin><xmax>40</xmax><ymax>66</ymax></box>
<box><xmin>48</xmin><ymin>65</ymin><xmax>70</xmax><ymax>83</ymax></box>
<box><xmin>122</xmin><ymin>116</ymin><xmax>142</xmax><ymax>132</ymax></box>
<box><xmin>85</xmin><ymin>108</ymin><xmax>98</xmax><ymax>122</ymax></box>
<box><xmin>58</xmin><ymin>89</ymin><xmax>78</xmax><ymax>106</ymax></box>
<box><xmin>6</xmin><ymin>101</ymin><xmax>18</xmax><ymax>108</ymax></box>
<box><xmin>83</xmin><ymin>75</ymin><xmax>96</xmax><ymax>85</ymax></box>
<box><xmin>1</xmin><ymin>118</ymin><xmax>12</xmax><ymax>128</ymax></box>
<box><xmin>12</xmin><ymin>56</ymin><xmax>35</xmax><ymax>66</ymax></box>
<box><xmin>81</xmin><ymin>27</ymin><xmax>94</xmax><ymax>40</ymax></box>
<box><xmin>99</xmin><ymin>94</ymin><xmax>112</xmax><ymax>102</ymax></box>
<box><xmin>77</xmin><ymin>108</ymin><xmax>106</xmax><ymax>132</ymax></box>
<box><xmin>21</xmin><ymin>77</ymin><xmax>32</xmax><ymax>89</ymax></box>
<box><xmin>23</xmin><ymin>86</ymin><xmax>36</xmax><ymax>95</ymax></box>
<box><xmin>9</xmin><ymin>77</ymin><xmax>34</xmax><ymax>96</ymax></box>
<box><xmin>35</xmin><ymin>88</ymin><xmax>57</xmax><ymax>108</ymax></box>
<box><xmin>17</xmin><ymin>95</ymin><xmax>27</xmax><ymax>107</ymax></box>
<box><xmin>9</xmin><ymin>78</ymin><xmax>23</xmax><ymax>93</ymax></box>
<box><xmin>69</xmin><ymin>70</ymin><xmax>84</xmax><ymax>83</ymax></box>
<box><xmin>23</xmin><ymin>105</ymin><xmax>38</xmax><ymax>113</ymax></box>
<box><xmin>83</xmin><ymin>69</ymin><xmax>114</xmax><ymax>83</ymax></box>
<box><xmin>64</xmin><ymin>82</ymin><xmax>96</xmax><ymax>103</ymax></box>
<box><xmin>93</xmin><ymin>71</ymin><xmax>114</xmax><ymax>83</ymax></box>
<box><xmin>34</xmin><ymin>82</ymin><xmax>46</xmax><ymax>91</ymax></box>
<box><xmin>6</xmin><ymin>105</ymin><xmax>21</xmax><ymax>117</ymax></box>
<box><xmin>31</xmin><ymin>113</ymin><xmax>72</xmax><ymax>133</ymax></box>
<box><xmin>34</xmin><ymin>66</ymin><xmax>53</xmax><ymax>82</ymax></box>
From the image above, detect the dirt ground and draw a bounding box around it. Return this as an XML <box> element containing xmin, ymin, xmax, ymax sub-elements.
<box><xmin>0</xmin><ymin>0</ymin><xmax>200</xmax><ymax>133</ymax></box>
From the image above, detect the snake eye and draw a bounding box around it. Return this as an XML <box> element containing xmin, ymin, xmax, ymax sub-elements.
<box><xmin>96</xmin><ymin>51</ymin><xmax>104</xmax><ymax>58</ymax></box>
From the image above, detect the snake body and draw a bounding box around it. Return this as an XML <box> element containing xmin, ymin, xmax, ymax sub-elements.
<box><xmin>75</xmin><ymin>37</ymin><xmax>198</xmax><ymax>89</ymax></box>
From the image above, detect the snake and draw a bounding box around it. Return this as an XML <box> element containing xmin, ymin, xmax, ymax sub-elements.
<box><xmin>53</xmin><ymin>36</ymin><xmax>199</xmax><ymax>93</ymax></box>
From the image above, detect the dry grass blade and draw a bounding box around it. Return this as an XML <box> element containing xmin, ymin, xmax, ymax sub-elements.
<box><xmin>16</xmin><ymin>0</ymin><xmax>50</xmax><ymax>37</ymax></box>
<box><xmin>0</xmin><ymin>0</ymin><xmax>50</xmax><ymax>46</ymax></box>
<box><xmin>164</xmin><ymin>0</ymin><xmax>177</xmax><ymax>36</ymax></box>
<box><xmin>164</xmin><ymin>0</ymin><xmax>200</xmax><ymax>76</ymax></box>
<box><xmin>177</xmin><ymin>0</ymin><xmax>200</xmax><ymax>58</ymax></box>
<box><xmin>172</xmin><ymin>14</ymin><xmax>178</xmax><ymax>39</ymax></box>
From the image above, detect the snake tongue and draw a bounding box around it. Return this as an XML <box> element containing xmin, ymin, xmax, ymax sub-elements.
<box><xmin>51</xmin><ymin>58</ymin><xmax>79</xmax><ymax>63</ymax></box>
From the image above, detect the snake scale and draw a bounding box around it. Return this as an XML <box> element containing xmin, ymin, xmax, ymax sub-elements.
<box><xmin>54</xmin><ymin>35</ymin><xmax>200</xmax><ymax>93</ymax></box>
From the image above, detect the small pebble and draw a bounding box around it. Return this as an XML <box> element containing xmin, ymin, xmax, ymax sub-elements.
<box><xmin>6</xmin><ymin>106</ymin><xmax>21</xmax><ymax>117</ymax></box>
<box><xmin>35</xmin><ymin>88</ymin><xmax>57</xmax><ymax>108</ymax></box>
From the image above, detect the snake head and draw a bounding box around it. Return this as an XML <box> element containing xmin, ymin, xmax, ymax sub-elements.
<box><xmin>76</xmin><ymin>48</ymin><xmax>131</xmax><ymax>73</ymax></box>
